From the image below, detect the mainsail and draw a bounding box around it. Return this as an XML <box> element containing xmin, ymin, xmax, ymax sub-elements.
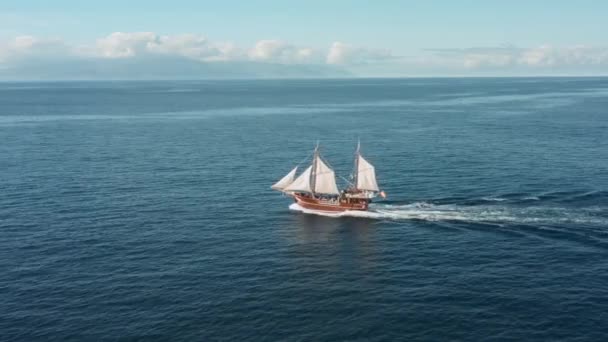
<box><xmin>271</xmin><ymin>167</ymin><xmax>298</xmax><ymax>190</ymax></box>
<box><xmin>356</xmin><ymin>155</ymin><xmax>379</xmax><ymax>192</ymax></box>
<box><xmin>282</xmin><ymin>151</ymin><xmax>340</xmax><ymax>195</ymax></box>
<box><xmin>313</xmin><ymin>156</ymin><xmax>340</xmax><ymax>195</ymax></box>
<box><xmin>283</xmin><ymin>166</ymin><xmax>312</xmax><ymax>193</ymax></box>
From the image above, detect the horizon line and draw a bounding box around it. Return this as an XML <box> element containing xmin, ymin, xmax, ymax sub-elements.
<box><xmin>2</xmin><ymin>75</ymin><xmax>608</xmax><ymax>83</ymax></box>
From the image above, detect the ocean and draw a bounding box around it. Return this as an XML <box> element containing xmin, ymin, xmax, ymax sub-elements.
<box><xmin>1</xmin><ymin>78</ymin><xmax>608</xmax><ymax>341</ymax></box>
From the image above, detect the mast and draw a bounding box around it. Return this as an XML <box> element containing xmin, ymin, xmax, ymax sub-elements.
<box><xmin>353</xmin><ymin>139</ymin><xmax>360</xmax><ymax>190</ymax></box>
<box><xmin>310</xmin><ymin>142</ymin><xmax>319</xmax><ymax>196</ymax></box>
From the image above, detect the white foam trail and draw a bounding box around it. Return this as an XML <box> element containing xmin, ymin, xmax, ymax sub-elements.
<box><xmin>289</xmin><ymin>203</ymin><xmax>384</xmax><ymax>219</ymax></box>
<box><xmin>289</xmin><ymin>202</ymin><xmax>608</xmax><ymax>226</ymax></box>
<box><xmin>481</xmin><ymin>197</ymin><xmax>508</xmax><ymax>202</ymax></box>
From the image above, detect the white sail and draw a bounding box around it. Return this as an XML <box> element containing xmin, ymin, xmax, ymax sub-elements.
<box><xmin>283</xmin><ymin>166</ymin><xmax>312</xmax><ymax>193</ymax></box>
<box><xmin>271</xmin><ymin>166</ymin><xmax>298</xmax><ymax>190</ymax></box>
<box><xmin>313</xmin><ymin>156</ymin><xmax>340</xmax><ymax>195</ymax></box>
<box><xmin>357</xmin><ymin>155</ymin><xmax>379</xmax><ymax>191</ymax></box>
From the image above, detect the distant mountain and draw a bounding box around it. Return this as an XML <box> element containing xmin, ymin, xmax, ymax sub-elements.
<box><xmin>0</xmin><ymin>55</ymin><xmax>352</xmax><ymax>80</ymax></box>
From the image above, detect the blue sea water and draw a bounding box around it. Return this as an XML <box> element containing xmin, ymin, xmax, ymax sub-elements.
<box><xmin>1</xmin><ymin>78</ymin><xmax>608</xmax><ymax>341</ymax></box>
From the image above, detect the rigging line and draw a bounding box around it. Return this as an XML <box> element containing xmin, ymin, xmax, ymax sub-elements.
<box><xmin>317</xmin><ymin>154</ymin><xmax>336</xmax><ymax>170</ymax></box>
<box><xmin>339</xmin><ymin>174</ymin><xmax>354</xmax><ymax>187</ymax></box>
<box><xmin>279</xmin><ymin>151</ymin><xmax>312</xmax><ymax>172</ymax></box>
<box><xmin>294</xmin><ymin>152</ymin><xmax>312</xmax><ymax>168</ymax></box>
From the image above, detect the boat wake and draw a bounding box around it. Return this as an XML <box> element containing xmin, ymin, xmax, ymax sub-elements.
<box><xmin>289</xmin><ymin>201</ymin><xmax>608</xmax><ymax>227</ymax></box>
<box><xmin>289</xmin><ymin>203</ymin><xmax>385</xmax><ymax>219</ymax></box>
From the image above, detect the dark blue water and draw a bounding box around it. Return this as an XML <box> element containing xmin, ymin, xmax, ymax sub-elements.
<box><xmin>2</xmin><ymin>78</ymin><xmax>608</xmax><ymax>341</ymax></box>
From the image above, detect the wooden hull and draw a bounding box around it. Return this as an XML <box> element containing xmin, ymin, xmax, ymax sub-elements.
<box><xmin>292</xmin><ymin>193</ymin><xmax>369</xmax><ymax>212</ymax></box>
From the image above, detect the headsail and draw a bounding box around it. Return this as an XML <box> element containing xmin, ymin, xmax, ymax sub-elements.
<box><xmin>283</xmin><ymin>166</ymin><xmax>312</xmax><ymax>193</ymax></box>
<box><xmin>271</xmin><ymin>166</ymin><xmax>298</xmax><ymax>190</ymax></box>
<box><xmin>356</xmin><ymin>155</ymin><xmax>379</xmax><ymax>192</ymax></box>
<box><xmin>313</xmin><ymin>156</ymin><xmax>340</xmax><ymax>195</ymax></box>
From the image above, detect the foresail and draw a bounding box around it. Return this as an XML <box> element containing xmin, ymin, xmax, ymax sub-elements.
<box><xmin>357</xmin><ymin>155</ymin><xmax>379</xmax><ymax>191</ymax></box>
<box><xmin>314</xmin><ymin>157</ymin><xmax>340</xmax><ymax>195</ymax></box>
<box><xmin>271</xmin><ymin>166</ymin><xmax>297</xmax><ymax>190</ymax></box>
<box><xmin>283</xmin><ymin>166</ymin><xmax>312</xmax><ymax>193</ymax></box>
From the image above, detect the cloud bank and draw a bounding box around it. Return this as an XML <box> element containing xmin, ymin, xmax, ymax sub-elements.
<box><xmin>1</xmin><ymin>32</ymin><xmax>397</xmax><ymax>79</ymax></box>
<box><xmin>426</xmin><ymin>45</ymin><xmax>608</xmax><ymax>70</ymax></box>
<box><xmin>1</xmin><ymin>32</ymin><xmax>608</xmax><ymax>79</ymax></box>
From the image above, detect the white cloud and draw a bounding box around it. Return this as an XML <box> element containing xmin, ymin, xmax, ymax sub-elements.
<box><xmin>1</xmin><ymin>32</ymin><xmax>392</xmax><ymax>67</ymax></box>
<box><xmin>518</xmin><ymin>46</ymin><xmax>550</xmax><ymax>66</ymax></box>
<box><xmin>326</xmin><ymin>42</ymin><xmax>394</xmax><ymax>65</ymax></box>
<box><xmin>90</xmin><ymin>33</ymin><xmax>327</xmax><ymax>64</ymax></box>
<box><xmin>0</xmin><ymin>35</ymin><xmax>68</xmax><ymax>61</ymax></box>
<box><xmin>248</xmin><ymin>40</ymin><xmax>321</xmax><ymax>64</ymax></box>
<box><xmin>96</xmin><ymin>32</ymin><xmax>157</xmax><ymax>58</ymax></box>
<box><xmin>148</xmin><ymin>34</ymin><xmax>236</xmax><ymax>61</ymax></box>
<box><xmin>516</xmin><ymin>45</ymin><xmax>608</xmax><ymax>67</ymax></box>
<box><xmin>326</xmin><ymin>42</ymin><xmax>349</xmax><ymax>64</ymax></box>
<box><xmin>3</xmin><ymin>32</ymin><xmax>608</xmax><ymax>78</ymax></box>
<box><xmin>428</xmin><ymin>45</ymin><xmax>608</xmax><ymax>70</ymax></box>
<box><xmin>94</xmin><ymin>32</ymin><xmax>245</xmax><ymax>62</ymax></box>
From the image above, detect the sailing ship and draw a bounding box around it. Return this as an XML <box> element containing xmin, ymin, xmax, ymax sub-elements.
<box><xmin>271</xmin><ymin>142</ymin><xmax>385</xmax><ymax>212</ymax></box>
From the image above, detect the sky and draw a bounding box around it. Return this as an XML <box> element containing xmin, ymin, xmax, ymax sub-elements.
<box><xmin>1</xmin><ymin>0</ymin><xmax>608</xmax><ymax>79</ymax></box>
